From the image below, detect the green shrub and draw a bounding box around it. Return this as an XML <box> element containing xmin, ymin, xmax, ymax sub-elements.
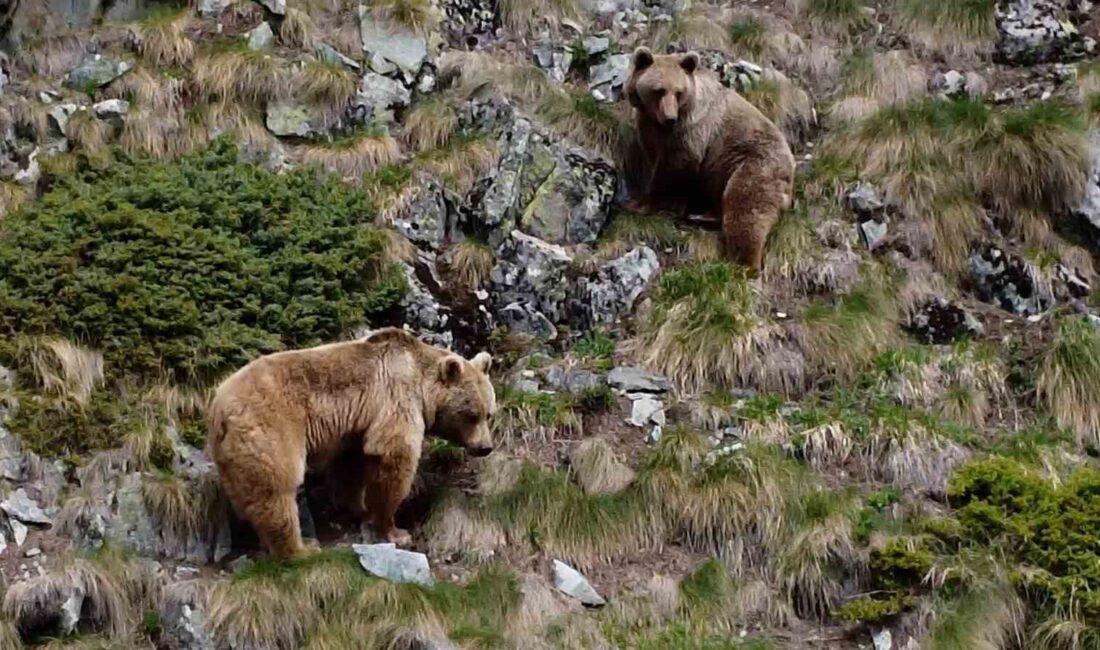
<box><xmin>871</xmin><ymin>538</ymin><xmax>934</xmax><ymax>590</ymax></box>
<box><xmin>834</xmin><ymin>593</ymin><xmax>917</xmax><ymax>623</ymax></box>
<box><xmin>0</xmin><ymin>138</ymin><xmax>405</xmax><ymax>387</ymax></box>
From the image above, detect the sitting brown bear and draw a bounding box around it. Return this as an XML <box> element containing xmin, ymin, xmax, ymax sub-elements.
<box><xmin>624</xmin><ymin>47</ymin><xmax>796</xmax><ymax>271</ymax></box>
<box><xmin>207</xmin><ymin>328</ymin><xmax>495</xmax><ymax>558</ymax></box>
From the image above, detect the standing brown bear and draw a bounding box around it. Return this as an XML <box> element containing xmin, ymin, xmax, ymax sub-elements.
<box><xmin>207</xmin><ymin>328</ymin><xmax>495</xmax><ymax>559</ymax></box>
<box><xmin>624</xmin><ymin>47</ymin><xmax>796</xmax><ymax>271</ymax></box>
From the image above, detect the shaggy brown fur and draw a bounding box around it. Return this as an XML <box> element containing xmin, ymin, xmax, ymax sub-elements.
<box><xmin>207</xmin><ymin>328</ymin><xmax>495</xmax><ymax>559</ymax></box>
<box><xmin>624</xmin><ymin>48</ymin><xmax>795</xmax><ymax>271</ymax></box>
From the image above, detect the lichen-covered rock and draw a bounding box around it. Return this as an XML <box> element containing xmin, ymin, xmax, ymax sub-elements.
<box><xmin>66</xmin><ymin>56</ymin><xmax>132</xmax><ymax>90</ymax></box>
<box><xmin>399</xmin><ymin>255</ymin><xmax>454</xmax><ymax>348</ymax></box>
<box><xmin>489</xmin><ymin>231</ymin><xmax>574</xmax><ymax>338</ymax></box>
<box><xmin>544</xmin><ymin>365</ymin><xmax>602</xmax><ymax>393</ymax></box>
<box><xmin>92</xmin><ymin>98</ymin><xmax>129</xmax><ymax>118</ymax></box>
<box><xmin>359</xmin><ymin>8</ymin><xmax>429</xmax><ymax>79</ymax></box>
<box><xmin>197</xmin><ymin>0</ymin><xmax>232</xmax><ymax>17</ymax></box>
<box><xmin>441</xmin><ymin>0</ymin><xmax>497</xmax><ymax>42</ymax></box>
<box><xmin>387</xmin><ymin>177</ymin><xmax>461</xmax><ymax>251</ymax></box>
<box><xmin>1077</xmin><ymin>128</ymin><xmax>1100</xmax><ymax>232</ymax></box>
<box><xmin>533</xmin><ymin>42</ymin><xmax>573</xmax><ymax>83</ymax></box>
<box><xmin>265</xmin><ymin>101</ymin><xmax>328</xmax><ymax>138</ymax></box>
<box><xmin>573</xmin><ymin>246</ymin><xmax>659</xmax><ymax>327</ymax></box>
<box><xmin>470</xmin><ymin>117</ymin><xmax>616</xmax><ymax>246</ymax></box>
<box><xmin>996</xmin><ymin>0</ymin><xmax>1095</xmax><ymax>64</ymax></box>
<box><xmin>353</xmin><ymin>72</ymin><xmax>411</xmax><ymax>125</ymax></box>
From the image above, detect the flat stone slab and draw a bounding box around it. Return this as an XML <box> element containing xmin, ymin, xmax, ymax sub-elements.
<box><xmin>353</xmin><ymin>543</ymin><xmax>433</xmax><ymax>586</ymax></box>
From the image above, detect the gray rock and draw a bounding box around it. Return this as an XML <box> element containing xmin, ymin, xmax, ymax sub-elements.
<box><xmin>399</xmin><ymin>258</ymin><xmax>453</xmax><ymax>347</ymax></box>
<box><xmin>489</xmin><ymin>231</ymin><xmax>574</xmax><ymax>338</ymax></box>
<box><xmin>159</xmin><ymin>581</ymin><xmax>216</xmax><ymax>650</ymax></box>
<box><xmin>265</xmin><ymin>101</ymin><xmax>328</xmax><ymax>138</ymax></box>
<box><xmin>873</xmin><ymin>628</ymin><xmax>892</xmax><ymax>650</ymax></box>
<box><xmin>544</xmin><ymin>366</ymin><xmax>602</xmax><ymax>393</ymax></box>
<box><xmin>359</xmin><ymin>8</ymin><xmax>429</xmax><ymax>78</ymax></box>
<box><xmin>589</xmin><ymin>53</ymin><xmax>631</xmax><ymax>101</ymax></box>
<box><xmin>66</xmin><ymin>56</ymin><xmax>132</xmax><ymax>90</ymax></box>
<box><xmin>258</xmin><ymin>0</ymin><xmax>286</xmax><ymax>15</ymax></box>
<box><xmin>472</xmin><ymin>117</ymin><xmax>616</xmax><ymax>246</ymax></box>
<box><xmin>497</xmin><ymin>302</ymin><xmax>558</xmax><ymax>340</ymax></box>
<box><xmin>247</xmin><ymin>21</ymin><xmax>275</xmax><ymax>50</ymax></box>
<box><xmin>582</xmin><ymin>36</ymin><xmax>610</xmax><ymax>56</ymax></box>
<box><xmin>354</xmin><ymin>72</ymin><xmax>411</xmax><ymax>125</ymax></box>
<box><xmin>931</xmin><ymin>70</ymin><xmax>967</xmax><ymax>98</ymax></box>
<box><xmin>533</xmin><ymin>43</ymin><xmax>573</xmax><ymax>83</ymax></box>
<box><xmin>996</xmin><ymin>0</ymin><xmax>1094</xmax><ymax>64</ymax></box>
<box><xmin>389</xmin><ymin>179</ymin><xmax>457</xmax><ymax>251</ymax></box>
<box><xmin>629</xmin><ymin>396</ymin><xmax>665</xmax><ymax>427</ymax></box>
<box><xmin>10</xmin><ymin>519</ymin><xmax>27</xmax><ymax>547</ymax></box>
<box><xmin>0</xmin><ymin>425</ymin><xmax>24</xmax><ymax>481</ymax></box>
<box><xmin>197</xmin><ymin>0</ymin><xmax>233</xmax><ymax>16</ymax></box>
<box><xmin>511</xmin><ymin>378</ymin><xmax>540</xmax><ymax>393</ymax></box>
<box><xmin>574</xmin><ymin>246</ymin><xmax>659</xmax><ymax>327</ymax></box>
<box><xmin>965</xmin><ymin>246</ymin><xmax>1089</xmax><ymax>315</ymax></box>
<box><xmin>1</xmin><ymin>488</ymin><xmax>51</xmax><ymax>525</ymax></box>
<box><xmin>92</xmin><ymin>98</ymin><xmax>129</xmax><ymax>118</ymax></box>
<box><xmin>551</xmin><ymin>559</ymin><xmax>605</xmax><ymax>607</ymax></box>
<box><xmin>583</xmin><ymin>0</ymin><xmax>638</xmax><ymax>14</ymax></box>
<box><xmin>48</xmin><ymin>103</ymin><xmax>81</xmax><ymax>135</ymax></box>
<box><xmin>14</xmin><ymin>149</ymin><xmax>40</xmax><ymax>186</ymax></box>
<box><xmin>441</xmin><ymin>0</ymin><xmax>497</xmax><ymax>39</ymax></box>
<box><xmin>859</xmin><ymin>219</ymin><xmax>888</xmax><ymax>250</ymax></box>
<box><xmin>60</xmin><ymin>589</ymin><xmax>84</xmax><ymax>635</ymax></box>
<box><xmin>316</xmin><ymin>42</ymin><xmax>362</xmax><ymax>70</ymax></box>
<box><xmin>353</xmin><ymin>543</ymin><xmax>433</xmax><ymax>586</ymax></box>
<box><xmin>608</xmin><ymin>366</ymin><xmax>668</xmax><ymax>393</ymax></box>
<box><xmin>846</xmin><ymin>182</ymin><xmax>884</xmax><ymax>215</ymax></box>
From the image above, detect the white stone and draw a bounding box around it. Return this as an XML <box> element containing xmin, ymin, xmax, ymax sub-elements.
<box><xmin>93</xmin><ymin>98</ymin><xmax>129</xmax><ymax>118</ymax></box>
<box><xmin>353</xmin><ymin>543</ymin><xmax>433</xmax><ymax>586</ymax></box>
<box><xmin>11</xmin><ymin>519</ymin><xmax>27</xmax><ymax>547</ymax></box>
<box><xmin>552</xmin><ymin>560</ymin><xmax>606</xmax><ymax>607</ymax></box>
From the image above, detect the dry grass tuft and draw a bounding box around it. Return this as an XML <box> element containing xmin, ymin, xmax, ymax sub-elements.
<box><xmin>412</xmin><ymin>136</ymin><xmax>498</xmax><ymax>194</ymax></box>
<box><xmin>193</xmin><ymin>49</ymin><xmax>288</xmax><ymax>107</ymax></box>
<box><xmin>786</xmin><ymin>0</ymin><xmax>869</xmax><ymax>39</ymax></box>
<box><xmin>299</xmin><ymin>131</ymin><xmax>402</xmax><ymax>181</ymax></box>
<box><xmin>423</xmin><ymin>497</ymin><xmax>507</xmax><ymax>562</ymax></box>
<box><xmin>631</xmin><ymin>262</ymin><xmax>799</xmax><ymax>395</ymax></box>
<box><xmin>570</xmin><ymin>438</ymin><xmax>636</xmax><ymax>495</ymax></box>
<box><xmin>442</xmin><ymin>239</ymin><xmax>495</xmax><ymax>291</ymax></box>
<box><xmin>28</xmin><ymin>338</ymin><xmax>105</xmax><ymax>407</ymax></box>
<box><xmin>119</xmin><ymin>108</ymin><xmax>208</xmax><ymax>160</ymax></box>
<box><xmin>403</xmin><ymin>100</ymin><xmax>458</xmax><ymax>153</ymax></box>
<box><xmin>65</xmin><ymin>110</ymin><xmax>113</xmax><ymax>160</ymax></box>
<box><xmin>9</xmin><ymin>96</ymin><xmax>50</xmax><ymax>144</ymax></box>
<box><xmin>893</xmin><ymin>0</ymin><xmax>998</xmax><ymax>57</ymax></box>
<box><xmin>497</xmin><ymin>0</ymin><xmax>579</xmax><ymax>36</ymax></box>
<box><xmin>103</xmin><ymin>67</ymin><xmax>185</xmax><ymax>112</ymax></box>
<box><xmin>0</xmin><ymin>182</ymin><xmax>30</xmax><ymax>219</ymax></box>
<box><xmin>15</xmin><ymin>34</ymin><xmax>87</xmax><ymax>77</ymax></box>
<box><xmin>280</xmin><ymin>8</ymin><xmax>318</xmax><ymax>49</ymax></box>
<box><xmin>138</xmin><ymin>10</ymin><xmax>194</xmax><ymax>68</ymax></box>
<box><xmin>827</xmin><ymin>50</ymin><xmax>928</xmax><ymax>127</ymax></box>
<box><xmin>371</xmin><ymin>0</ymin><xmax>443</xmax><ymax>34</ymax></box>
<box><xmin>296</xmin><ymin>60</ymin><xmax>357</xmax><ymax>110</ymax></box>
<box><xmin>1038</xmin><ymin>316</ymin><xmax>1100</xmax><ymax>448</ymax></box>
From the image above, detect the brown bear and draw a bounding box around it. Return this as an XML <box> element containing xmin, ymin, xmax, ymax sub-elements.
<box><xmin>624</xmin><ymin>47</ymin><xmax>796</xmax><ymax>271</ymax></box>
<box><xmin>207</xmin><ymin>328</ymin><xmax>495</xmax><ymax>559</ymax></box>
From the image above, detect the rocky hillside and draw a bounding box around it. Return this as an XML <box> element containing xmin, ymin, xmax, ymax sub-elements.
<box><xmin>0</xmin><ymin>0</ymin><xmax>1099</xmax><ymax>648</ymax></box>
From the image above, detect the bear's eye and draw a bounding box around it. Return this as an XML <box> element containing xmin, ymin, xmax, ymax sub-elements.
<box><xmin>465</xmin><ymin>412</ymin><xmax>482</xmax><ymax>425</ymax></box>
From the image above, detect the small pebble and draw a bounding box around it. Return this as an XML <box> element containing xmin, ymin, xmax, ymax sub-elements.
<box><xmin>24</xmin><ymin>548</ymin><xmax>41</xmax><ymax>558</ymax></box>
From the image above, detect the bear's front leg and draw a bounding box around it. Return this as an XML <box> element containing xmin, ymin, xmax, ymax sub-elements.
<box><xmin>362</xmin><ymin>446</ymin><xmax>418</xmax><ymax>546</ymax></box>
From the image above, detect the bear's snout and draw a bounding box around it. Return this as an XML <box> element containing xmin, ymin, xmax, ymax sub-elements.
<box><xmin>469</xmin><ymin>445</ymin><xmax>494</xmax><ymax>458</ymax></box>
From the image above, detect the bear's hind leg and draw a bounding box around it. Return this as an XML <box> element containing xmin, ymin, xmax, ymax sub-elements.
<box><xmin>719</xmin><ymin>161</ymin><xmax>788</xmax><ymax>272</ymax></box>
<box><xmin>245</xmin><ymin>490</ymin><xmax>312</xmax><ymax>559</ymax></box>
<box><xmin>362</xmin><ymin>448</ymin><xmax>418</xmax><ymax>546</ymax></box>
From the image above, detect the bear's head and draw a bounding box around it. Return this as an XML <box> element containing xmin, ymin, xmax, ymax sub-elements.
<box><xmin>429</xmin><ymin>351</ymin><xmax>496</xmax><ymax>457</ymax></box>
<box><xmin>625</xmin><ymin>47</ymin><xmax>701</xmax><ymax>128</ymax></box>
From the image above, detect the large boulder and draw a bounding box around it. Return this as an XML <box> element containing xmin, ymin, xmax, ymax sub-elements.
<box><xmin>469</xmin><ymin>117</ymin><xmax>616</xmax><ymax>247</ymax></box>
<box><xmin>353</xmin><ymin>72</ymin><xmax>411</xmax><ymax>125</ymax></box>
<box><xmin>265</xmin><ymin>101</ymin><xmax>329</xmax><ymax>138</ymax></box>
<box><xmin>387</xmin><ymin>177</ymin><xmax>461</xmax><ymax>251</ymax></box>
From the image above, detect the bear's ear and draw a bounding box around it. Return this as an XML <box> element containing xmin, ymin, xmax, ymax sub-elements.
<box><xmin>438</xmin><ymin>356</ymin><xmax>463</xmax><ymax>384</ymax></box>
<box><xmin>680</xmin><ymin>51</ymin><xmax>700</xmax><ymax>74</ymax></box>
<box><xmin>470</xmin><ymin>351</ymin><xmax>492</xmax><ymax>373</ymax></box>
<box><xmin>632</xmin><ymin>46</ymin><xmax>654</xmax><ymax>71</ymax></box>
